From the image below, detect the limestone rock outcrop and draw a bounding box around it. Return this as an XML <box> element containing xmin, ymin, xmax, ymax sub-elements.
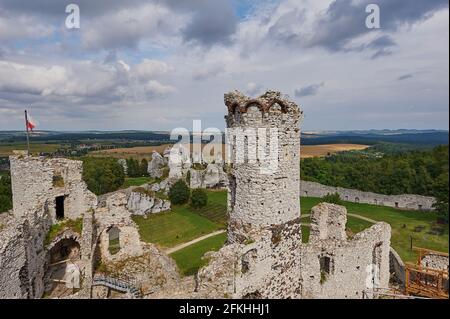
<box><xmin>147</xmin><ymin>151</ymin><xmax>165</xmax><ymax>178</ymax></box>
<box><xmin>190</xmin><ymin>163</ymin><xmax>228</xmax><ymax>189</ymax></box>
<box><xmin>127</xmin><ymin>190</ymin><xmax>170</xmax><ymax>216</ymax></box>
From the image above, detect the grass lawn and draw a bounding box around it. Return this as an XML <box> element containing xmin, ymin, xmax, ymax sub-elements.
<box><xmin>190</xmin><ymin>190</ymin><xmax>228</xmax><ymax>226</ymax></box>
<box><xmin>132</xmin><ymin>206</ymin><xmax>223</xmax><ymax>248</ymax></box>
<box><xmin>121</xmin><ymin>177</ymin><xmax>155</xmax><ymax>189</ymax></box>
<box><xmin>134</xmin><ymin>188</ymin><xmax>448</xmax><ymax>269</ymax></box>
<box><xmin>301</xmin><ymin>197</ymin><xmax>449</xmax><ymax>262</ymax></box>
<box><xmin>170</xmin><ymin>232</ymin><xmax>227</xmax><ymax>276</ymax></box>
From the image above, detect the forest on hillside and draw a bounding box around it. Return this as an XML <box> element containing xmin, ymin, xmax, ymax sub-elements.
<box><xmin>301</xmin><ymin>145</ymin><xmax>449</xmax><ymax>219</ymax></box>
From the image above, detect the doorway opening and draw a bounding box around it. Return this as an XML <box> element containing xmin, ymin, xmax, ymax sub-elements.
<box><xmin>55</xmin><ymin>196</ymin><xmax>65</xmax><ymax>220</ymax></box>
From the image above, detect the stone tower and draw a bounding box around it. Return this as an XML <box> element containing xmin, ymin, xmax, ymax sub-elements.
<box><xmin>224</xmin><ymin>90</ymin><xmax>303</xmax><ymax>298</ymax></box>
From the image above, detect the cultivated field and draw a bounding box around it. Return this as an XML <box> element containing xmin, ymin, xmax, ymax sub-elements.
<box><xmin>300</xmin><ymin>144</ymin><xmax>369</xmax><ymax>158</ymax></box>
<box><xmin>0</xmin><ymin>143</ymin><xmax>60</xmax><ymax>157</ymax></box>
<box><xmin>90</xmin><ymin>143</ymin><xmax>369</xmax><ymax>160</ymax></box>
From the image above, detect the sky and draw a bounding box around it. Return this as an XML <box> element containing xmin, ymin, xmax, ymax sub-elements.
<box><xmin>0</xmin><ymin>0</ymin><xmax>448</xmax><ymax>131</ymax></box>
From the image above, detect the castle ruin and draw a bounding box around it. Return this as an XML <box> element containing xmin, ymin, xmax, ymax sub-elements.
<box><xmin>0</xmin><ymin>90</ymin><xmax>395</xmax><ymax>299</ymax></box>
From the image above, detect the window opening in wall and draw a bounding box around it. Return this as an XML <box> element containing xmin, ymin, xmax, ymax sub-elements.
<box><xmin>108</xmin><ymin>227</ymin><xmax>121</xmax><ymax>255</ymax></box>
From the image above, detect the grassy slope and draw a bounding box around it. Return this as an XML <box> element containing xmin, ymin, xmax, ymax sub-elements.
<box><xmin>190</xmin><ymin>190</ymin><xmax>228</xmax><ymax>226</ymax></box>
<box><xmin>121</xmin><ymin>177</ymin><xmax>154</xmax><ymax>189</ymax></box>
<box><xmin>132</xmin><ymin>206</ymin><xmax>222</xmax><ymax>248</ymax></box>
<box><xmin>170</xmin><ymin>232</ymin><xmax>227</xmax><ymax>276</ymax></box>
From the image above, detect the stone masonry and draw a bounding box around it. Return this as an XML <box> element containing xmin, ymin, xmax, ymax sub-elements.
<box><xmin>9</xmin><ymin>155</ymin><xmax>97</xmax><ymax>221</ymax></box>
<box><xmin>301</xmin><ymin>180</ymin><xmax>436</xmax><ymax>211</ymax></box>
<box><xmin>195</xmin><ymin>91</ymin><xmax>392</xmax><ymax>299</ymax></box>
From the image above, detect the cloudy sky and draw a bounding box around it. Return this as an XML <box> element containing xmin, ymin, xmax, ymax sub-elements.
<box><xmin>0</xmin><ymin>0</ymin><xmax>448</xmax><ymax>131</ymax></box>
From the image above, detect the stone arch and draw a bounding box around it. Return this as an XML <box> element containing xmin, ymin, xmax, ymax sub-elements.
<box><xmin>45</xmin><ymin>233</ymin><xmax>82</xmax><ymax>297</ymax></box>
<box><xmin>268</xmin><ymin>99</ymin><xmax>288</xmax><ymax>113</ymax></box>
<box><xmin>244</xmin><ymin>100</ymin><xmax>266</xmax><ymax>114</ymax></box>
<box><xmin>47</xmin><ymin>236</ymin><xmax>81</xmax><ymax>264</ymax></box>
<box><xmin>355</xmin><ymin>197</ymin><xmax>360</xmax><ymax>203</ymax></box>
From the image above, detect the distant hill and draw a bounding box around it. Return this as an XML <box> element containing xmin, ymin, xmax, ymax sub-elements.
<box><xmin>301</xmin><ymin>131</ymin><xmax>449</xmax><ymax>147</ymax></box>
<box><xmin>0</xmin><ymin>129</ymin><xmax>448</xmax><ymax>147</ymax></box>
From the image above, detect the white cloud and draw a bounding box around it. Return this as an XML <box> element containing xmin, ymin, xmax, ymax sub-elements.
<box><xmin>0</xmin><ymin>14</ymin><xmax>54</xmax><ymax>41</ymax></box>
<box><xmin>0</xmin><ymin>0</ymin><xmax>448</xmax><ymax>131</ymax></box>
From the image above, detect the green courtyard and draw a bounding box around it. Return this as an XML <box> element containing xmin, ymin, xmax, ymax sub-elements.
<box><xmin>132</xmin><ymin>190</ymin><xmax>448</xmax><ymax>275</ymax></box>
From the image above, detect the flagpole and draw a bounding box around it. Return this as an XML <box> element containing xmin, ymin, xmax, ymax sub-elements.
<box><xmin>25</xmin><ymin>110</ymin><xmax>30</xmax><ymax>155</ymax></box>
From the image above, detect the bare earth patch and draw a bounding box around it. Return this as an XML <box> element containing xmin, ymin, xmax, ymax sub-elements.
<box><xmin>300</xmin><ymin>144</ymin><xmax>369</xmax><ymax>158</ymax></box>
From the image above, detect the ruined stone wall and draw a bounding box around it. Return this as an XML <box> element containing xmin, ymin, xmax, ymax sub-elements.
<box><xmin>389</xmin><ymin>247</ymin><xmax>405</xmax><ymax>286</ymax></box>
<box><xmin>300</xmin><ymin>203</ymin><xmax>391</xmax><ymax>299</ymax></box>
<box><xmin>95</xmin><ymin>192</ymin><xmax>143</xmax><ymax>263</ymax></box>
<box><xmin>0</xmin><ymin>205</ymin><xmax>51</xmax><ymax>299</ymax></box>
<box><xmin>301</xmin><ymin>180</ymin><xmax>436</xmax><ymax>211</ymax></box>
<box><xmin>10</xmin><ymin>156</ymin><xmax>97</xmax><ymax>221</ymax></box>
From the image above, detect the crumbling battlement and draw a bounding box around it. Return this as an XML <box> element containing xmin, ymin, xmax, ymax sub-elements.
<box><xmin>225</xmin><ymin>90</ymin><xmax>303</xmax><ymax>241</ymax></box>
<box><xmin>9</xmin><ymin>155</ymin><xmax>97</xmax><ymax>221</ymax></box>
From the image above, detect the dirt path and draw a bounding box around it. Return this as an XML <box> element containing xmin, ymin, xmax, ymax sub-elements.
<box><xmin>164</xmin><ymin>230</ymin><xmax>226</xmax><ymax>254</ymax></box>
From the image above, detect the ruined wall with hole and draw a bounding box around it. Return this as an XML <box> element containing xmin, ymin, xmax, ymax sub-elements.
<box><xmin>95</xmin><ymin>191</ymin><xmax>143</xmax><ymax>263</ymax></box>
<box><xmin>300</xmin><ymin>203</ymin><xmax>391</xmax><ymax>299</ymax></box>
<box><xmin>9</xmin><ymin>155</ymin><xmax>97</xmax><ymax>221</ymax></box>
<box><xmin>301</xmin><ymin>180</ymin><xmax>436</xmax><ymax>211</ymax></box>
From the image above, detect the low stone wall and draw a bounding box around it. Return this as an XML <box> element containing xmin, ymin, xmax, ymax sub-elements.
<box><xmin>389</xmin><ymin>248</ymin><xmax>405</xmax><ymax>286</ymax></box>
<box><xmin>300</xmin><ymin>180</ymin><xmax>436</xmax><ymax>211</ymax></box>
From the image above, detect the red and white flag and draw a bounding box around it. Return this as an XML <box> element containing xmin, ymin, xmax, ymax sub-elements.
<box><xmin>26</xmin><ymin>113</ymin><xmax>37</xmax><ymax>131</ymax></box>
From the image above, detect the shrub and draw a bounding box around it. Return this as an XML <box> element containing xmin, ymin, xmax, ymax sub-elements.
<box><xmin>0</xmin><ymin>172</ymin><xmax>12</xmax><ymax>213</ymax></box>
<box><xmin>322</xmin><ymin>193</ymin><xmax>343</xmax><ymax>205</ymax></box>
<box><xmin>52</xmin><ymin>174</ymin><xmax>65</xmax><ymax>188</ymax></box>
<box><xmin>186</xmin><ymin>170</ymin><xmax>191</xmax><ymax>185</ymax></box>
<box><xmin>191</xmin><ymin>188</ymin><xmax>208</xmax><ymax>208</ymax></box>
<box><xmin>169</xmin><ymin>180</ymin><xmax>190</xmax><ymax>205</ymax></box>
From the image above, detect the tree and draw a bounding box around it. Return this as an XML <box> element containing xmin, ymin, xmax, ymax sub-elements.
<box><xmin>169</xmin><ymin>180</ymin><xmax>190</xmax><ymax>205</ymax></box>
<box><xmin>82</xmin><ymin>157</ymin><xmax>125</xmax><ymax>195</ymax></box>
<box><xmin>0</xmin><ymin>172</ymin><xmax>12</xmax><ymax>213</ymax></box>
<box><xmin>432</xmin><ymin>172</ymin><xmax>449</xmax><ymax>223</ymax></box>
<box><xmin>191</xmin><ymin>188</ymin><xmax>208</xmax><ymax>208</ymax></box>
<box><xmin>126</xmin><ymin>158</ymin><xmax>140</xmax><ymax>177</ymax></box>
<box><xmin>140</xmin><ymin>159</ymin><xmax>149</xmax><ymax>177</ymax></box>
<box><xmin>322</xmin><ymin>193</ymin><xmax>342</xmax><ymax>205</ymax></box>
